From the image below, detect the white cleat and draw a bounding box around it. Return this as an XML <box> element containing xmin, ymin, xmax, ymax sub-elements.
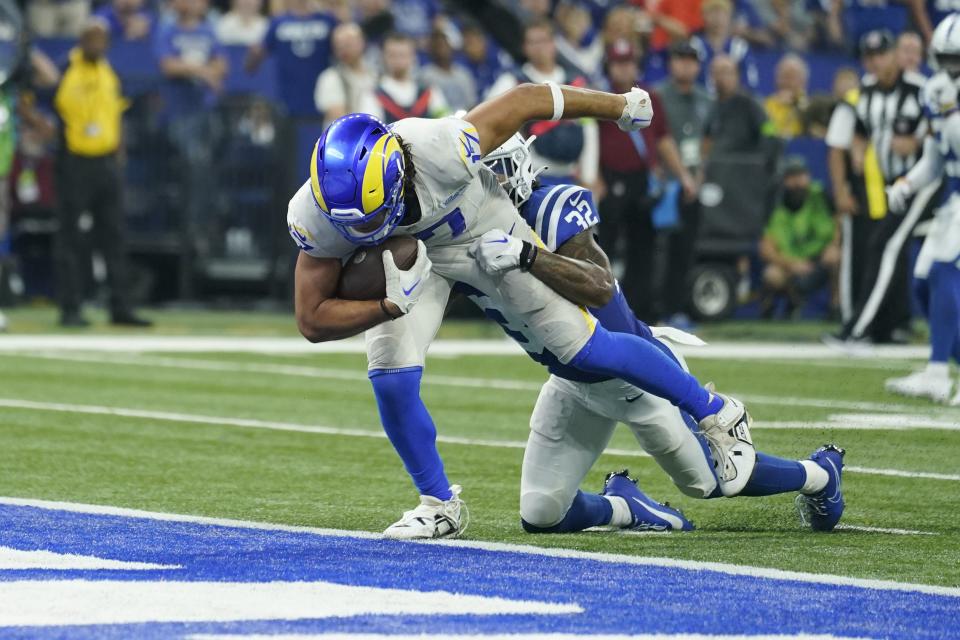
<box><xmin>697</xmin><ymin>384</ymin><xmax>756</xmax><ymax>497</ymax></box>
<box><xmin>948</xmin><ymin>384</ymin><xmax>960</xmax><ymax>407</ymax></box>
<box><xmin>382</xmin><ymin>485</ymin><xmax>468</xmax><ymax>540</ymax></box>
<box><xmin>885</xmin><ymin>370</ymin><xmax>953</xmax><ymax>403</ymax></box>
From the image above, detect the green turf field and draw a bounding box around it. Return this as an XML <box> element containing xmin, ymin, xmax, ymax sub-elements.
<box><xmin>0</xmin><ymin>311</ymin><xmax>957</xmax><ymax>589</ymax></box>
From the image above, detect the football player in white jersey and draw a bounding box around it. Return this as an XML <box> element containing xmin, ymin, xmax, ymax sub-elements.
<box><xmin>885</xmin><ymin>14</ymin><xmax>960</xmax><ymax>404</ymax></box>
<box><xmin>459</xmin><ymin>136</ymin><xmax>845</xmax><ymax>535</ymax></box>
<box><xmin>287</xmin><ymin>82</ymin><xmax>759</xmax><ymax>538</ymax></box>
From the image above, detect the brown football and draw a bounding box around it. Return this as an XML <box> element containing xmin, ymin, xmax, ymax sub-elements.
<box><xmin>337</xmin><ymin>235</ymin><xmax>420</xmax><ymax>301</ymax></box>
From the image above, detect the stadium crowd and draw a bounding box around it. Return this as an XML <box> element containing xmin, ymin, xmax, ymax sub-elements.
<box><xmin>0</xmin><ymin>0</ymin><xmax>951</xmax><ymax>334</ymax></box>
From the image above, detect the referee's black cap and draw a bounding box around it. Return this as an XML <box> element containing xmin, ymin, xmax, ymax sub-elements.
<box><xmin>860</xmin><ymin>30</ymin><xmax>895</xmax><ymax>56</ymax></box>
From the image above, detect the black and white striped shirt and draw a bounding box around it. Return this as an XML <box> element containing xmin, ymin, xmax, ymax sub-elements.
<box><xmin>825</xmin><ymin>71</ymin><xmax>927</xmax><ymax>184</ymax></box>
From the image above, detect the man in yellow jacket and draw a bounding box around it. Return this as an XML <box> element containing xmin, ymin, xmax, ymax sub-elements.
<box><xmin>53</xmin><ymin>18</ymin><xmax>150</xmax><ymax>327</ymax></box>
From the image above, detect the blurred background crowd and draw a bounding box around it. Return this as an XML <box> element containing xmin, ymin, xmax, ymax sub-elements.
<box><xmin>0</xmin><ymin>0</ymin><xmax>950</xmax><ymax>334</ymax></box>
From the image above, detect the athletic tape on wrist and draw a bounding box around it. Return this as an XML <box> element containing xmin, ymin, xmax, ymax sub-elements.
<box><xmin>544</xmin><ymin>81</ymin><xmax>564</xmax><ymax>121</ymax></box>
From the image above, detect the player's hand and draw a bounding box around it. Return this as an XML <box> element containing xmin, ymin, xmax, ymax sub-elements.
<box><xmin>617</xmin><ymin>87</ymin><xmax>654</xmax><ymax>131</ymax></box>
<box><xmin>835</xmin><ymin>188</ymin><xmax>858</xmax><ymax>216</ymax></box>
<box><xmin>469</xmin><ymin>229</ymin><xmax>524</xmax><ymax>273</ymax></box>
<box><xmin>886</xmin><ymin>178</ymin><xmax>913</xmax><ymax>213</ymax></box>
<box><xmin>383</xmin><ymin>239</ymin><xmax>431</xmax><ymax>316</ymax></box>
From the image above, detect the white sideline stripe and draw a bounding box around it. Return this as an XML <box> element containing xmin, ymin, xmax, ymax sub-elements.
<box><xmin>1</xmin><ymin>496</ymin><xmax>957</xmax><ymax>600</ymax></box>
<box><xmin>7</xmin><ymin>352</ymin><xmax>957</xmax><ymax>419</ymax></box>
<box><xmin>0</xmin><ymin>546</ymin><xmax>178</xmax><ymax>570</ymax></box>
<box><xmin>2</xmin><ymin>398</ymin><xmax>958</xmax><ymax>484</ymax></box>
<box><xmin>0</xmin><ymin>579</ymin><xmax>580</xmax><ymax>627</ymax></box>
<box><xmin>844</xmin><ymin>466</ymin><xmax>960</xmax><ymax>482</ymax></box>
<box><xmin>834</xmin><ymin>525</ymin><xmax>937</xmax><ymax>536</ymax></box>
<box><xmin>0</xmin><ymin>335</ymin><xmax>931</xmax><ymax>360</ymax></box>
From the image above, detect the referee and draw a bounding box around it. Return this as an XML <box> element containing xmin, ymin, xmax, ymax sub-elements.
<box><xmin>825</xmin><ymin>30</ymin><xmax>934</xmax><ymax>345</ymax></box>
<box><xmin>53</xmin><ymin>19</ymin><xmax>149</xmax><ymax>328</ymax></box>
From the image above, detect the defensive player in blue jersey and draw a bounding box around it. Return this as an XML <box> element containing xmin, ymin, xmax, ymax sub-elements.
<box><xmin>375</xmin><ymin>133</ymin><xmax>846</xmax><ymax>538</ymax></box>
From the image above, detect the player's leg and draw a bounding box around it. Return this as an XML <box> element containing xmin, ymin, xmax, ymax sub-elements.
<box><xmin>886</xmin><ymin>223</ymin><xmax>956</xmax><ymax>402</ymax></box>
<box><xmin>365</xmin><ymin>275</ymin><xmax>463</xmax><ymax>538</ymax></box>
<box><xmin>520</xmin><ymin>376</ymin><xmax>691</xmax><ymax>533</ymax></box>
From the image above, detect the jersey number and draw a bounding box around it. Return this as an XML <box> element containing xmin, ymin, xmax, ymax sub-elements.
<box><xmin>413</xmin><ymin>208</ymin><xmax>467</xmax><ymax>240</ymax></box>
<box><xmin>563</xmin><ymin>196</ymin><xmax>597</xmax><ymax>231</ymax></box>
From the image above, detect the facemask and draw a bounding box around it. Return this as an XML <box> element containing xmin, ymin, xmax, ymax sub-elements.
<box><xmin>783</xmin><ymin>187</ymin><xmax>808</xmax><ymax>211</ymax></box>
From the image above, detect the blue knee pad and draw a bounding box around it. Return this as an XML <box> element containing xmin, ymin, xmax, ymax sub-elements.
<box><xmin>369</xmin><ymin>367</ymin><xmax>452</xmax><ymax>500</ymax></box>
<box><xmin>927</xmin><ymin>262</ymin><xmax>960</xmax><ymax>364</ymax></box>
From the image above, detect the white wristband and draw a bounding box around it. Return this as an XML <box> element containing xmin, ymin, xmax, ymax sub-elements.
<box><xmin>544</xmin><ymin>81</ymin><xmax>564</xmax><ymax>121</ymax></box>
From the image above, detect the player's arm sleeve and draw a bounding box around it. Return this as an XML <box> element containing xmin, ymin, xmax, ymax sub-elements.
<box><xmin>825</xmin><ymin>102</ymin><xmax>856</xmax><ymax>150</ymax></box>
<box><xmin>902</xmin><ymin>133</ymin><xmax>945</xmax><ymax>191</ymax></box>
<box><xmin>440</xmin><ymin>116</ymin><xmax>484</xmax><ymax>182</ymax></box>
<box><xmin>539</xmin><ymin>186</ymin><xmax>599</xmax><ymax>251</ymax></box>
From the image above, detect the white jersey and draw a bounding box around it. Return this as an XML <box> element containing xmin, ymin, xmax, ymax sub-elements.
<box><xmin>285</xmin><ymin>116</ymin><xmax>500</xmax><ymax>258</ymax></box>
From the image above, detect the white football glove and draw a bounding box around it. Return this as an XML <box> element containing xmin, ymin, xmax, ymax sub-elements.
<box><xmin>383</xmin><ymin>239</ymin><xmax>431</xmax><ymax>316</ymax></box>
<box><xmin>469</xmin><ymin>229</ymin><xmax>529</xmax><ymax>274</ymax></box>
<box><xmin>617</xmin><ymin>87</ymin><xmax>654</xmax><ymax>131</ymax></box>
<box><xmin>886</xmin><ymin>178</ymin><xmax>913</xmax><ymax>213</ymax></box>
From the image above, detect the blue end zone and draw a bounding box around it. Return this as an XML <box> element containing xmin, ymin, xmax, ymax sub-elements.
<box><xmin>0</xmin><ymin>502</ymin><xmax>954</xmax><ymax>638</ymax></box>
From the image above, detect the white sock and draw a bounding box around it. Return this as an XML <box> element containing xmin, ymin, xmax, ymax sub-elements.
<box><xmin>799</xmin><ymin>460</ymin><xmax>829</xmax><ymax>495</ymax></box>
<box><xmin>606</xmin><ymin>496</ymin><xmax>633</xmax><ymax>527</ymax></box>
<box><xmin>925</xmin><ymin>362</ymin><xmax>950</xmax><ymax>378</ymax></box>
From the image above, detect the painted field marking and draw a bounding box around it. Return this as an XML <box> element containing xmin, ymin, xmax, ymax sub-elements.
<box><xmin>2</xmin><ymin>496</ymin><xmax>957</xmax><ymax>599</ymax></box>
<box><xmin>6</xmin><ymin>351</ymin><xmax>957</xmax><ymax>420</ymax></box>
<box><xmin>189</xmin><ymin>634</ymin><xmax>871</xmax><ymax>640</ymax></box>
<box><xmin>0</xmin><ymin>335</ymin><xmax>931</xmax><ymax>360</ymax></box>
<box><xmin>0</xmin><ymin>580</ymin><xmax>580</xmax><ymax>627</ymax></box>
<box><xmin>2</xmin><ymin>397</ymin><xmax>957</xmax><ymax>484</ymax></box>
<box><xmin>0</xmin><ymin>546</ymin><xmax>178</xmax><ymax>571</ymax></box>
<box><xmin>834</xmin><ymin>525</ymin><xmax>938</xmax><ymax>536</ymax></box>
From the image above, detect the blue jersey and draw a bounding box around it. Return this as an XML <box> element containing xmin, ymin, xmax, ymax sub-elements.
<box><xmin>154</xmin><ymin>21</ymin><xmax>225</xmax><ymax>121</ymax></box>
<box><xmin>263</xmin><ymin>12</ymin><xmax>337</xmax><ymax>118</ymax></box>
<box><xmin>690</xmin><ymin>34</ymin><xmax>759</xmax><ymax>92</ymax></box>
<box><xmin>457</xmin><ymin>183</ymin><xmax>654</xmax><ymax>383</ymax></box>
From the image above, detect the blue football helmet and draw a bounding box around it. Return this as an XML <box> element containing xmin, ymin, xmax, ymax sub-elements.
<box><xmin>310</xmin><ymin>113</ymin><xmax>406</xmax><ymax>245</ymax></box>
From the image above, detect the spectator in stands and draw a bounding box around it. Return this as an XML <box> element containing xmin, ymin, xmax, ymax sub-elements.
<box><xmin>421</xmin><ymin>26</ymin><xmax>477</xmax><ymax>113</ymax></box>
<box><xmin>94</xmin><ymin>0</ymin><xmax>154</xmax><ymax>42</ymax></box>
<box><xmin>832</xmin><ymin>66</ymin><xmax>859</xmax><ymax>100</ymax></box>
<box><xmin>246</xmin><ymin>0</ymin><xmax>337</xmax><ymax>119</ymax></box>
<box><xmin>487</xmin><ymin>18</ymin><xmax>599</xmax><ymax>188</ymax></box>
<box><xmin>764</xmin><ymin>54</ymin><xmax>810</xmax><ymax>139</ymax></box>
<box><xmin>827</xmin><ymin>0</ymin><xmax>932</xmax><ymax>51</ymax></box>
<box><xmin>555</xmin><ymin>1</ymin><xmax>604</xmax><ymax>81</ymax></box>
<box><xmin>656</xmin><ymin>39</ymin><xmax>712</xmax><ymax>327</ymax></box>
<box><xmin>458</xmin><ymin>21</ymin><xmax>509</xmax><ymax>99</ymax></box>
<box><xmin>374</xmin><ymin>32</ymin><xmax>446</xmax><ymax>123</ymax></box>
<box><xmin>702</xmin><ymin>55</ymin><xmax>770</xmax><ymax>157</ymax></box>
<box><xmin>357</xmin><ymin>0</ymin><xmax>395</xmax><ymax>45</ymax></box>
<box><xmin>598</xmin><ymin>39</ymin><xmax>696</xmax><ymax>322</ymax></box>
<box><xmin>896</xmin><ymin>31</ymin><xmax>925</xmax><ymax>76</ymax></box>
<box><xmin>217</xmin><ymin>0</ymin><xmax>268</xmax><ymax>46</ymax></box>
<box><xmin>156</xmin><ymin>0</ymin><xmax>227</xmax><ymax>283</ymax></box>
<box><xmin>690</xmin><ymin>0</ymin><xmax>758</xmax><ymax>93</ymax></box>
<box><xmin>518</xmin><ymin>0</ymin><xmax>551</xmax><ymax>21</ymax></box>
<box><xmin>314</xmin><ymin>23</ymin><xmax>380</xmax><ymax>125</ymax></box>
<box><xmin>54</xmin><ymin>19</ymin><xmax>151</xmax><ymax>327</ymax></box>
<box><xmin>390</xmin><ymin>0</ymin><xmax>438</xmax><ymax>41</ymax></box>
<box><xmin>642</xmin><ymin>0</ymin><xmax>703</xmax><ymax>52</ymax></box>
<box><xmin>759</xmin><ymin>156</ymin><xmax>838</xmax><ymax>318</ymax></box>
<box><xmin>25</xmin><ymin>0</ymin><xmax>90</xmax><ymax>38</ymax></box>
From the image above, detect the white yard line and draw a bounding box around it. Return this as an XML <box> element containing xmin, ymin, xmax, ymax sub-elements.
<box><xmin>0</xmin><ymin>335</ymin><xmax>932</xmax><ymax>360</ymax></box>
<box><xmin>834</xmin><ymin>524</ymin><xmax>937</xmax><ymax>536</ymax></box>
<box><xmin>6</xmin><ymin>351</ymin><xmax>957</xmax><ymax>419</ymax></box>
<box><xmin>0</xmin><ymin>496</ymin><xmax>954</xmax><ymax>598</ymax></box>
<box><xmin>2</xmin><ymin>398</ymin><xmax>958</xmax><ymax>483</ymax></box>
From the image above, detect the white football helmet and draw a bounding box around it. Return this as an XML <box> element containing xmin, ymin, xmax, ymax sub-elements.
<box><xmin>931</xmin><ymin>13</ymin><xmax>960</xmax><ymax>76</ymax></box>
<box><xmin>482</xmin><ymin>133</ymin><xmax>547</xmax><ymax>207</ymax></box>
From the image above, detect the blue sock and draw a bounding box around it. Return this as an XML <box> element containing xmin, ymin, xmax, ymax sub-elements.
<box><xmin>928</xmin><ymin>262</ymin><xmax>960</xmax><ymax>364</ymax></box>
<box><xmin>914</xmin><ymin>276</ymin><xmax>931</xmax><ymax>320</ymax></box>
<box><xmin>369</xmin><ymin>367</ymin><xmax>452</xmax><ymax>500</ymax></box>
<box><xmin>739</xmin><ymin>452</ymin><xmax>807</xmax><ymax>497</ymax></box>
<box><xmin>570</xmin><ymin>325</ymin><xmax>723</xmax><ymax>422</ymax></box>
<box><xmin>521</xmin><ymin>491</ymin><xmax>612</xmax><ymax>533</ymax></box>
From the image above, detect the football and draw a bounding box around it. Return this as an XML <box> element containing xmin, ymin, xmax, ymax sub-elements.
<box><xmin>337</xmin><ymin>235</ymin><xmax>419</xmax><ymax>300</ymax></box>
